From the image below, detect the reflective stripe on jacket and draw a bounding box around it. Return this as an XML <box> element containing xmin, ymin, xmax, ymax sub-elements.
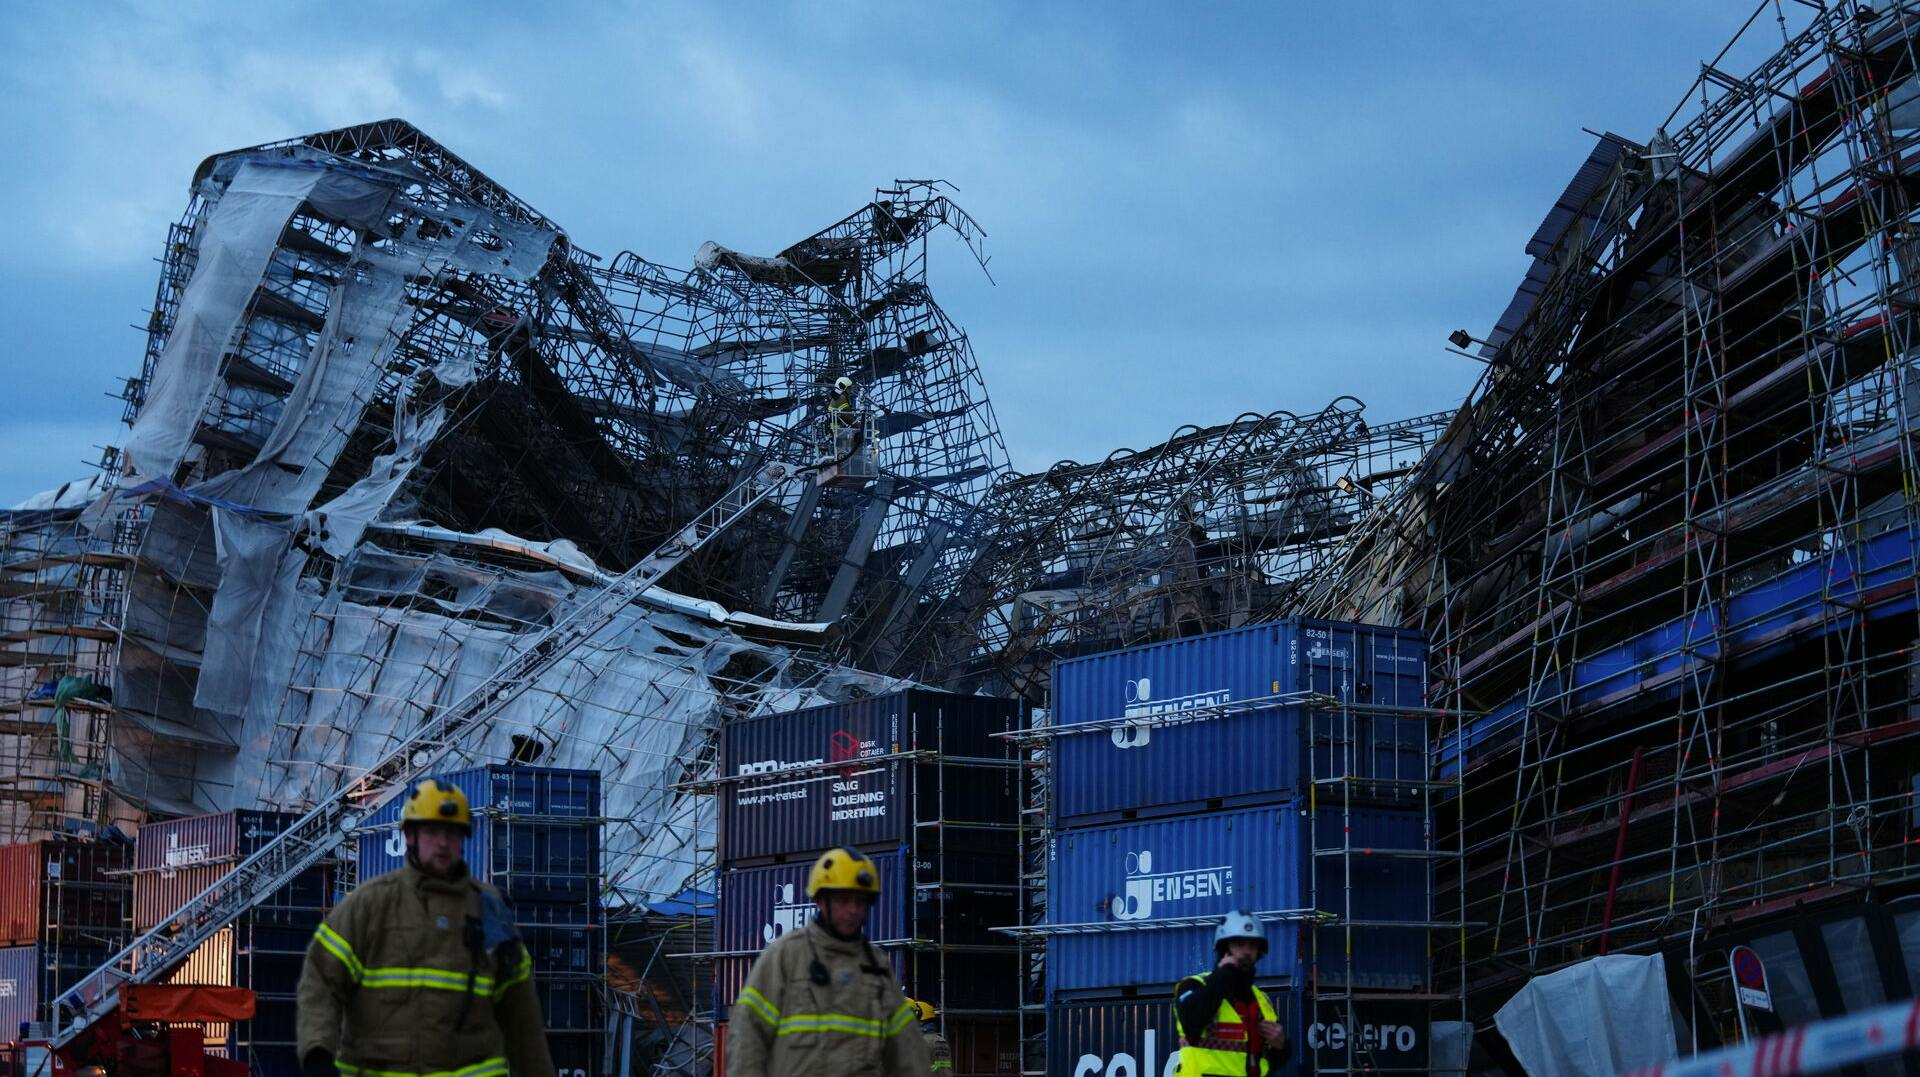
<box><xmin>924</xmin><ymin>1030</ymin><xmax>951</xmax><ymax>1074</ymax></box>
<box><xmin>1173</xmin><ymin>972</ymin><xmax>1278</xmax><ymax>1077</ymax></box>
<box><xmin>298</xmin><ymin>861</ymin><xmax>554</xmax><ymax>1077</ymax></box>
<box><xmin>727</xmin><ymin>919</ymin><xmax>929</xmax><ymax>1077</ymax></box>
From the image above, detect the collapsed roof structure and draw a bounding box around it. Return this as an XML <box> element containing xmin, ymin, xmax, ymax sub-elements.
<box><xmin>0</xmin><ymin>121</ymin><xmax>1013</xmax><ymax>901</ymax></box>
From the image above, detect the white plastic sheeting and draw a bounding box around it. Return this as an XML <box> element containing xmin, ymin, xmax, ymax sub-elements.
<box><xmin>90</xmin><ymin>143</ymin><xmax>877</xmax><ymax>901</ymax></box>
<box><xmin>123</xmin><ymin>162</ymin><xmax>354</xmax><ymax>483</ymax></box>
<box><xmin>1495</xmin><ymin>954</ymin><xmax>1680</xmax><ymax>1077</ymax></box>
<box><xmin>238</xmin><ymin>569</ymin><xmax>877</xmax><ymax>900</ymax></box>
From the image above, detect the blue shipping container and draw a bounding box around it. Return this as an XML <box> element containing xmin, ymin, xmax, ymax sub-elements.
<box><xmin>1049</xmin><ymin>619</ymin><xmax>1428</xmax><ymax>825</ymax></box>
<box><xmin>549</xmin><ymin>1029</ymin><xmax>599</xmax><ymax>1077</ymax></box>
<box><xmin>355</xmin><ymin>765</ymin><xmax>601</xmax><ymax>916</ymax></box>
<box><xmin>1045</xmin><ymin>802</ymin><xmax>1426</xmax><ymax>995</ymax></box>
<box><xmin>717</xmin><ymin>849</ymin><xmax>1017</xmax><ymax>955</ymax></box>
<box><xmin>718</xmin><ymin>689</ymin><xmax>1017</xmax><ymax>863</ymax></box>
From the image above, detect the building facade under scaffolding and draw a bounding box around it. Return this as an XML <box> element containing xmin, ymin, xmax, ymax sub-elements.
<box><xmin>1290</xmin><ymin>0</ymin><xmax>1920</xmax><ymax>1051</ymax></box>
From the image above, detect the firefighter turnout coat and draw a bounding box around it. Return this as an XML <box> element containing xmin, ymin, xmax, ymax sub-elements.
<box><xmin>727</xmin><ymin>919</ymin><xmax>929</xmax><ymax>1077</ymax></box>
<box><xmin>297</xmin><ymin>862</ymin><xmax>556</xmax><ymax>1077</ymax></box>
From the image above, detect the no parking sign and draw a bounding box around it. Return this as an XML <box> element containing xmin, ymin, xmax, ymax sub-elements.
<box><xmin>1730</xmin><ymin>945</ymin><xmax>1772</xmax><ymax>1012</ymax></box>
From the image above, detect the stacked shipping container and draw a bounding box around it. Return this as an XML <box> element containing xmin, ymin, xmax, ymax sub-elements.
<box><xmin>0</xmin><ymin>838</ymin><xmax>131</xmax><ymax>1040</ymax></box>
<box><xmin>1040</xmin><ymin>619</ymin><xmax>1436</xmax><ymax>1074</ymax></box>
<box><xmin>354</xmin><ymin>765</ymin><xmax>605</xmax><ymax>1076</ymax></box>
<box><xmin>131</xmin><ymin>810</ymin><xmax>335</xmax><ymax>1075</ymax></box>
<box><xmin>710</xmin><ymin>689</ymin><xmax>1022</xmax><ymax>1075</ymax></box>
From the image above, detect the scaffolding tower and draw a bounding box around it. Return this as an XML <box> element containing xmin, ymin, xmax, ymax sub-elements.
<box><xmin>1287</xmin><ymin>0</ymin><xmax>1920</xmax><ymax>1041</ymax></box>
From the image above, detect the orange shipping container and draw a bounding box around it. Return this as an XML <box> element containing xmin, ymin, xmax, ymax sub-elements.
<box><xmin>0</xmin><ymin>840</ymin><xmax>132</xmax><ymax>948</ymax></box>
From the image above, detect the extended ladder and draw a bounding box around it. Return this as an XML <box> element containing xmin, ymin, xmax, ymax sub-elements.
<box><xmin>52</xmin><ymin>461</ymin><xmax>809</xmax><ymax>1046</ymax></box>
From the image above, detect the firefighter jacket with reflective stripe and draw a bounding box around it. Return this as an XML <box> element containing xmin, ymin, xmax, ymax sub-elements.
<box><xmin>923</xmin><ymin>1030</ymin><xmax>951</xmax><ymax>1074</ymax></box>
<box><xmin>1173</xmin><ymin>971</ymin><xmax>1279</xmax><ymax>1077</ymax></box>
<box><xmin>298</xmin><ymin>861</ymin><xmax>555</xmax><ymax>1077</ymax></box>
<box><xmin>727</xmin><ymin>919</ymin><xmax>928</xmax><ymax>1077</ymax></box>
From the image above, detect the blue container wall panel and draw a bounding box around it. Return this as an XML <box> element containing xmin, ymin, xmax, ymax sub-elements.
<box><xmin>523</xmin><ymin>924</ymin><xmax>604</xmax><ymax>976</ymax></box>
<box><xmin>357</xmin><ymin>766</ymin><xmax>601</xmax><ymax>836</ymax></box>
<box><xmin>1045</xmin><ymin>802</ymin><xmax>1428</xmax><ymax>994</ymax></box>
<box><xmin>901</xmin><ymin>949</ymin><xmax>1020</xmax><ymax>1012</ymax></box>
<box><xmin>1304</xmin><ymin>805</ymin><xmax>1429</xmax><ymax>990</ymax></box>
<box><xmin>1049</xmin><ymin>619</ymin><xmax>1428</xmax><ymax>824</ymax></box>
<box><xmin>1047</xmin><ymin>991</ymin><xmax>1303</xmax><ymax>1077</ymax></box>
<box><xmin>717</xmin><ymin>851</ymin><xmax>1018</xmax><ymax>955</ymax></box>
<box><xmin>718</xmin><ymin>689</ymin><xmax>1018</xmax><ymax>862</ymax></box>
<box><xmin>355</xmin><ymin>767</ymin><xmax>602</xmax><ymax>916</ymax></box>
<box><xmin>548</xmin><ymin>1030</ymin><xmax>600</xmax><ymax>1077</ymax></box>
<box><xmin>538</xmin><ymin>977</ymin><xmax>601</xmax><ymax>1031</ymax></box>
<box><xmin>717</xmin><ymin>852</ymin><xmax>911</xmax><ymax>953</ymax></box>
<box><xmin>1046</xmin><ymin>805</ymin><xmax>1304</xmax><ymax>994</ymax></box>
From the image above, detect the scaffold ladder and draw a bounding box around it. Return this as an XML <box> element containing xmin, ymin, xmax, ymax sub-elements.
<box><xmin>50</xmin><ymin>461</ymin><xmax>810</xmax><ymax>1048</ymax></box>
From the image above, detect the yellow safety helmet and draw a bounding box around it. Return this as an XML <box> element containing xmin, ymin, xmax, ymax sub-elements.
<box><xmin>806</xmin><ymin>847</ymin><xmax>881</xmax><ymax>899</ymax></box>
<box><xmin>400</xmin><ymin>779</ymin><xmax>472</xmax><ymax>831</ymax></box>
<box><xmin>911</xmin><ymin>1000</ymin><xmax>936</xmax><ymax>1023</ymax></box>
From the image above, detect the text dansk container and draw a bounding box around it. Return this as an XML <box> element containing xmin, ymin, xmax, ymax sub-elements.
<box><xmin>1048</xmin><ymin>619</ymin><xmax>1428</xmax><ymax>825</ymax></box>
<box><xmin>718</xmin><ymin>689</ymin><xmax>1017</xmax><ymax>863</ymax></box>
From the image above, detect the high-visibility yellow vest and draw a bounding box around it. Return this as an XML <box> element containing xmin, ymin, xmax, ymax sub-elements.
<box><xmin>1172</xmin><ymin>973</ymin><xmax>1278</xmax><ymax>1077</ymax></box>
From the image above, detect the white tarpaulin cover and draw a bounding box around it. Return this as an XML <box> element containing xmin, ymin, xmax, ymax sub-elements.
<box><xmin>1494</xmin><ymin>954</ymin><xmax>1679</xmax><ymax>1077</ymax></box>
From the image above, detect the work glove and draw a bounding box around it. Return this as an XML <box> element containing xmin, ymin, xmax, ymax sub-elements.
<box><xmin>302</xmin><ymin>1048</ymin><xmax>336</xmax><ymax>1077</ymax></box>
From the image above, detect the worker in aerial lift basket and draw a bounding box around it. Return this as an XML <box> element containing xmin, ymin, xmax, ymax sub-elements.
<box><xmin>297</xmin><ymin>779</ymin><xmax>555</xmax><ymax>1077</ymax></box>
<box><xmin>728</xmin><ymin>847</ymin><xmax>929</xmax><ymax>1077</ymax></box>
<box><xmin>1172</xmin><ymin>911</ymin><xmax>1289</xmax><ymax>1077</ymax></box>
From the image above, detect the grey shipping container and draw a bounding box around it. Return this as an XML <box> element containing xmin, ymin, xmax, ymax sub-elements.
<box><xmin>135</xmin><ymin>810</ymin><xmax>301</xmax><ymax>872</ymax></box>
<box><xmin>718</xmin><ymin>689</ymin><xmax>1018</xmax><ymax>863</ymax></box>
<box><xmin>0</xmin><ymin>943</ymin><xmax>112</xmax><ymax>1043</ymax></box>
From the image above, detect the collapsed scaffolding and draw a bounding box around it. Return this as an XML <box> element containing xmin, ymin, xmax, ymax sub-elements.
<box><xmin>1289</xmin><ymin>0</ymin><xmax>1920</xmax><ymax>1038</ymax></box>
<box><xmin>0</xmin><ymin>120</ymin><xmax>1007</xmax><ymax>909</ymax></box>
<box><xmin>953</xmin><ymin>401</ymin><xmax>1451</xmax><ymax>702</ymax></box>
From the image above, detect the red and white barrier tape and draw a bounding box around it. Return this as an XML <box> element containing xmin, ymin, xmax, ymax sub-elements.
<box><xmin>1620</xmin><ymin>996</ymin><xmax>1920</xmax><ymax>1077</ymax></box>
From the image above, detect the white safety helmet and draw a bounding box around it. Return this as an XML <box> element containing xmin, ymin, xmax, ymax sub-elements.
<box><xmin>835</xmin><ymin>376</ymin><xmax>854</xmax><ymax>392</ymax></box>
<box><xmin>1213</xmin><ymin>909</ymin><xmax>1268</xmax><ymax>957</ymax></box>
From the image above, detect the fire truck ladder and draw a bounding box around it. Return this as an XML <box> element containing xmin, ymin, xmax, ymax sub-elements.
<box><xmin>51</xmin><ymin>461</ymin><xmax>812</xmax><ymax>1047</ymax></box>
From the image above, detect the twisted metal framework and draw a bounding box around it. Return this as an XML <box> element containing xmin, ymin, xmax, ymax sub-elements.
<box><xmin>953</xmin><ymin>399</ymin><xmax>1449</xmax><ymax>702</ymax></box>
<box><xmin>0</xmin><ymin>120</ymin><xmax>1007</xmax><ymax>843</ymax></box>
<box><xmin>1291</xmin><ymin>0</ymin><xmax>1920</xmax><ymax>1037</ymax></box>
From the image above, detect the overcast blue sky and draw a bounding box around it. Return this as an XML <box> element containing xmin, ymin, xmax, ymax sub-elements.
<box><xmin>0</xmin><ymin>1</ymin><xmax>1770</xmax><ymax>505</ymax></box>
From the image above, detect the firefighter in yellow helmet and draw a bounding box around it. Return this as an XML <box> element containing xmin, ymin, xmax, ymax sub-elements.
<box><xmin>911</xmin><ymin>1000</ymin><xmax>951</xmax><ymax>1075</ymax></box>
<box><xmin>297</xmin><ymin>779</ymin><xmax>555</xmax><ymax>1077</ymax></box>
<box><xmin>729</xmin><ymin>847</ymin><xmax>929</xmax><ymax>1077</ymax></box>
